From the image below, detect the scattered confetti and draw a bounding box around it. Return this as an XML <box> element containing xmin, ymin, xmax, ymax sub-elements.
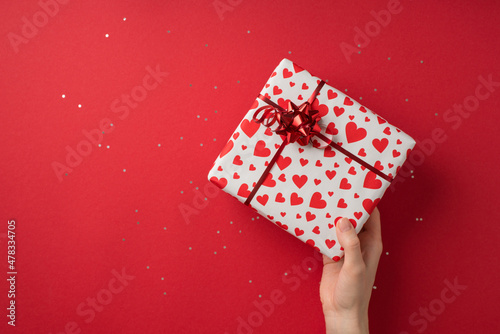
<box><xmin>189</xmin><ymin>247</ymin><xmax>192</xmax><ymax>250</ymax></box>
<box><xmin>214</xmin><ymin>86</ymin><xmax>217</xmax><ymax>89</ymax></box>
<box><xmin>122</xmin><ymin>238</ymin><xmax>125</xmax><ymax>241</ymax></box>
<box><xmin>405</xmin><ymin>99</ymin><xmax>408</xmax><ymax>102</ymax></box>
<box><xmin>214</xmin><ymin>251</ymin><xmax>217</xmax><ymax>254</ymax></box>
<box><xmin>78</xmin><ymin>104</ymin><xmax>82</xmax><ymax>108</ymax></box>
<box><xmin>123</xmin><ymin>169</ymin><xmax>126</xmax><ymax>172</ymax></box>
<box><xmin>435</xmin><ymin>113</ymin><xmax>438</xmax><ymax>116</ymax></box>
<box><xmin>388</xmin><ymin>57</ymin><xmax>391</xmax><ymax>60</ymax></box>
<box><xmin>106</xmin><ymin>145</ymin><xmax>110</xmax><ymax>149</ymax></box>
<box><xmin>180</xmin><ymin>137</ymin><xmax>183</xmax><ymax>140</ymax></box>
<box><xmin>62</xmin><ymin>94</ymin><xmax>65</xmax><ymax>98</ymax></box>
<box><xmin>161</xmin><ymin>277</ymin><xmax>164</xmax><ymax>280</ymax></box>
<box><xmin>420</xmin><ymin>60</ymin><xmax>424</xmax><ymax>63</ymax></box>
<box><xmin>158</xmin><ymin>144</ymin><xmax>161</xmax><ymax>147</ymax></box>
<box><xmin>247</xmin><ymin>30</ymin><xmax>250</xmax><ymax>33</ymax></box>
<box><xmin>374</xmin><ymin>88</ymin><xmax>377</xmax><ymax>92</ymax></box>
<box><xmin>146</xmin><ymin>266</ymin><xmax>150</xmax><ymax>269</ymax></box>
<box><xmin>386</xmin><ymin>252</ymin><xmax>389</xmax><ymax>255</ymax></box>
<box><xmin>105</xmin><ymin>34</ymin><xmax>109</xmax><ymax>38</ymax></box>
<box><xmin>123</xmin><ymin>17</ymin><xmax>126</xmax><ymax>21</ymax></box>
<box><xmin>249</xmin><ymin>280</ymin><xmax>252</xmax><ymax>283</ymax></box>
<box><xmin>373</xmin><ymin>286</ymin><xmax>377</xmax><ymax>289</ymax></box>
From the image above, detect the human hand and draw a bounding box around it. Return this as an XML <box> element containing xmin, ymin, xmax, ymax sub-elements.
<box><xmin>320</xmin><ymin>207</ymin><xmax>382</xmax><ymax>334</ymax></box>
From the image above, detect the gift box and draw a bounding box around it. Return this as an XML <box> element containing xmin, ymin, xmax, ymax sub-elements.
<box><xmin>207</xmin><ymin>58</ymin><xmax>415</xmax><ymax>260</ymax></box>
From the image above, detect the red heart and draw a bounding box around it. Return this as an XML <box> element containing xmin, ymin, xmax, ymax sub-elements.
<box><xmin>327</xmin><ymin>90</ymin><xmax>338</xmax><ymax>99</ymax></box>
<box><xmin>237</xmin><ymin>184</ymin><xmax>251</xmax><ymax>197</ymax></box>
<box><xmin>397</xmin><ymin>139</ymin><xmax>402</xmax><ymax>145</ymax></box>
<box><xmin>315</xmin><ymin>160</ymin><xmax>323</xmax><ymax>167</ymax></box>
<box><xmin>292</xmin><ymin>175</ymin><xmax>308</xmax><ymax>188</ymax></box>
<box><xmin>233</xmin><ymin>155</ymin><xmax>243</xmax><ymax>165</ymax></box>
<box><xmin>294</xmin><ymin>228</ymin><xmax>304</xmax><ymax>236</ymax></box>
<box><xmin>293</xmin><ymin>63</ymin><xmax>304</xmax><ymax>73</ymax></box>
<box><xmin>298</xmin><ymin>148</ymin><xmax>304</xmax><ymax>153</ymax></box>
<box><xmin>326</xmin><ymin>213</ymin><xmax>332</xmax><ymax>218</ymax></box>
<box><xmin>273</xmin><ymin>86</ymin><xmax>282</xmax><ymax>95</ymax></box>
<box><xmin>349</xmin><ymin>219</ymin><xmax>357</xmax><ymax>228</ymax></box>
<box><xmin>277</xmin><ymin>98</ymin><xmax>289</xmax><ymax>109</ymax></box>
<box><xmin>290</xmin><ymin>193</ymin><xmax>304</xmax><ymax>205</ymax></box>
<box><xmin>328</xmin><ymin>223</ymin><xmax>334</xmax><ymax>229</ymax></box>
<box><xmin>275</xmin><ymin>221</ymin><xmax>288</xmax><ymax>230</ymax></box>
<box><xmin>271</xmin><ymin>71</ymin><xmax>277</xmax><ymax>77</ymax></box>
<box><xmin>377</xmin><ymin>116</ymin><xmax>386</xmax><ymax>124</ymax></box>
<box><xmin>365</xmin><ymin>117</ymin><xmax>370</xmax><ymax>122</ymax></box>
<box><xmin>276</xmin><ymin>156</ymin><xmax>292</xmax><ymax>170</ymax></box>
<box><xmin>280</xmin><ymin>212</ymin><xmax>286</xmax><ymax>217</ymax></box>
<box><xmin>354</xmin><ymin>212</ymin><xmax>362</xmax><ymax>220</ymax></box>
<box><xmin>219</xmin><ymin>140</ymin><xmax>234</xmax><ymax>158</ymax></box>
<box><xmin>388</xmin><ymin>163</ymin><xmax>394</xmax><ymax>168</ymax></box>
<box><xmin>328</xmin><ymin>191</ymin><xmax>334</xmax><ymax>196</ymax></box>
<box><xmin>312</xmin><ymin>99</ymin><xmax>329</xmax><ymax>117</ymax></box>
<box><xmin>325</xmin><ymin>239</ymin><xmax>336</xmax><ymax>249</ymax></box>
<box><xmin>372</xmin><ymin>138</ymin><xmax>389</xmax><ymax>153</ymax></box>
<box><xmin>278</xmin><ymin>174</ymin><xmax>286</xmax><ymax>182</ymax></box>
<box><xmin>324</xmin><ymin>146</ymin><xmax>336</xmax><ymax>157</ymax></box>
<box><xmin>233</xmin><ymin>132</ymin><xmax>240</xmax><ymax>139</ymax></box>
<box><xmin>267</xmin><ymin>215</ymin><xmax>274</xmax><ymax>220</ymax></box>
<box><xmin>265</xmin><ymin>83</ymin><xmax>270</xmax><ymax>88</ymax></box>
<box><xmin>262</xmin><ymin>173</ymin><xmax>276</xmax><ymax>187</ymax></box>
<box><xmin>233</xmin><ymin>172</ymin><xmax>240</xmax><ymax>179</ymax></box>
<box><xmin>344</xmin><ymin>97</ymin><xmax>354</xmax><ymax>106</ymax></box>
<box><xmin>254</xmin><ymin>140</ymin><xmax>271</xmax><ymax>157</ymax></box>
<box><xmin>383</xmin><ymin>127</ymin><xmax>391</xmax><ymax>135</ymax></box>
<box><xmin>334</xmin><ymin>162</ymin><xmax>340</xmax><ymax>168</ymax></box>
<box><xmin>300</xmin><ymin>158</ymin><xmax>308</xmax><ymax>166</ymax></box>
<box><xmin>283</xmin><ymin>68</ymin><xmax>293</xmax><ymax>78</ymax></box>
<box><xmin>326</xmin><ymin>122</ymin><xmax>339</xmax><ymax>135</ymax></box>
<box><xmin>325</xmin><ymin>170</ymin><xmax>336</xmax><ymax>180</ymax></box>
<box><xmin>264</xmin><ymin>128</ymin><xmax>273</xmax><ymax>136</ymax></box>
<box><xmin>345</xmin><ymin>122</ymin><xmax>367</xmax><ymax>143</ymax></box>
<box><xmin>362</xmin><ymin>198</ymin><xmax>380</xmax><ymax>214</ymax></box>
<box><xmin>249</xmin><ymin>164</ymin><xmax>256</xmax><ymax>171</ymax></box>
<box><xmin>354</xmin><ymin>193</ymin><xmax>360</xmax><ymax>198</ymax></box>
<box><xmin>374</xmin><ymin>161</ymin><xmax>383</xmax><ymax>170</ymax></box>
<box><xmin>310</xmin><ymin>192</ymin><xmax>327</xmax><ymax>209</ymax></box>
<box><xmin>297</xmin><ymin>94</ymin><xmax>303</xmax><ymax>100</ymax></box>
<box><xmin>312</xmin><ymin>226</ymin><xmax>320</xmax><ymax>234</ymax></box>
<box><xmin>337</xmin><ymin>198</ymin><xmax>347</xmax><ymax>208</ymax></box>
<box><xmin>359</xmin><ymin>106</ymin><xmax>367</xmax><ymax>113</ymax></box>
<box><xmin>345</xmin><ymin>157</ymin><xmax>352</xmax><ymax>164</ymax></box>
<box><xmin>240</xmin><ymin>119</ymin><xmax>260</xmax><ymax>138</ymax></box>
<box><xmin>340</xmin><ymin>178</ymin><xmax>352</xmax><ymax>189</ymax></box>
<box><xmin>249</xmin><ymin>98</ymin><xmax>260</xmax><ymax>109</ymax></box>
<box><xmin>358</xmin><ymin>148</ymin><xmax>366</xmax><ymax>157</ymax></box>
<box><xmin>349</xmin><ymin>115</ymin><xmax>354</xmax><ymax>120</ymax></box>
<box><xmin>306</xmin><ymin>212</ymin><xmax>316</xmax><ymax>222</ymax></box>
<box><xmin>217</xmin><ymin>166</ymin><xmax>223</xmax><ymax>171</ymax></box>
<box><xmin>348</xmin><ymin>166</ymin><xmax>356</xmax><ymax>175</ymax></box>
<box><xmin>333</xmin><ymin>106</ymin><xmax>345</xmax><ymax>117</ymax></box>
<box><xmin>241</xmin><ymin>145</ymin><xmax>247</xmax><ymax>150</ymax></box>
<box><xmin>210</xmin><ymin>177</ymin><xmax>227</xmax><ymax>189</ymax></box>
<box><xmin>314</xmin><ymin>179</ymin><xmax>321</xmax><ymax>185</ymax></box>
<box><xmin>363</xmin><ymin>171</ymin><xmax>382</xmax><ymax>189</ymax></box>
<box><xmin>393</xmin><ymin>149</ymin><xmax>401</xmax><ymax>157</ymax></box>
<box><xmin>257</xmin><ymin>194</ymin><xmax>269</xmax><ymax>206</ymax></box>
<box><xmin>302</xmin><ymin>83</ymin><xmax>309</xmax><ymax>89</ymax></box>
<box><xmin>290</xmin><ymin>82</ymin><xmax>295</xmax><ymax>87</ymax></box>
<box><xmin>296</xmin><ymin>213</ymin><xmax>302</xmax><ymax>219</ymax></box>
<box><xmin>275</xmin><ymin>193</ymin><xmax>285</xmax><ymax>203</ymax></box>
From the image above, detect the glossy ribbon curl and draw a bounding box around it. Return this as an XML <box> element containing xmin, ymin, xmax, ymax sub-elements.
<box><xmin>243</xmin><ymin>80</ymin><xmax>391</xmax><ymax>206</ymax></box>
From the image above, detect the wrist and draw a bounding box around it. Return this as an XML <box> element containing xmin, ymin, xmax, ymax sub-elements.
<box><xmin>324</xmin><ymin>311</ymin><xmax>369</xmax><ymax>334</ymax></box>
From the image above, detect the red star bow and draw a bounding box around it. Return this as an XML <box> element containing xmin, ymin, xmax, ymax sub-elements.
<box><xmin>252</xmin><ymin>99</ymin><xmax>322</xmax><ymax>145</ymax></box>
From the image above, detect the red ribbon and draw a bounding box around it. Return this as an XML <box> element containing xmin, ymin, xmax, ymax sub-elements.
<box><xmin>244</xmin><ymin>80</ymin><xmax>391</xmax><ymax>206</ymax></box>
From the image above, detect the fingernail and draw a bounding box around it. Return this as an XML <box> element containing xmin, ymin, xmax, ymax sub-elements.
<box><xmin>339</xmin><ymin>218</ymin><xmax>352</xmax><ymax>232</ymax></box>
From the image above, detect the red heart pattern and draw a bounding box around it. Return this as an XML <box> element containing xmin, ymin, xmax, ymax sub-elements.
<box><xmin>207</xmin><ymin>58</ymin><xmax>416</xmax><ymax>260</ymax></box>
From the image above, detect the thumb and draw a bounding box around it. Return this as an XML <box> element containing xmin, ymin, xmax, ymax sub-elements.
<box><xmin>336</xmin><ymin>218</ymin><xmax>364</xmax><ymax>272</ymax></box>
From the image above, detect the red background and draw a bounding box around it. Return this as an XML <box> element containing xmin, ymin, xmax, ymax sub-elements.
<box><xmin>1</xmin><ymin>0</ymin><xmax>499</xmax><ymax>333</ymax></box>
